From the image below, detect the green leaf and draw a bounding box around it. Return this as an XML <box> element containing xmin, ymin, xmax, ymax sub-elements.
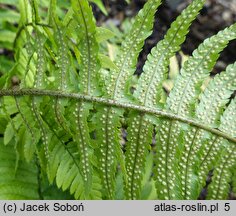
<box><xmin>125</xmin><ymin>113</ymin><xmax>153</xmax><ymax>199</ymax></box>
<box><xmin>0</xmin><ymin>114</ymin><xmax>8</xmax><ymax>134</ymax></box>
<box><xmin>178</xmin><ymin>62</ymin><xmax>236</xmax><ymax>199</ymax></box>
<box><xmin>154</xmin><ymin>22</ymin><xmax>236</xmax><ymax>200</ymax></box>
<box><xmin>41</xmin><ymin>180</ymin><xmax>74</xmax><ymax>200</ymax></box>
<box><xmin>0</xmin><ymin>0</ymin><xmax>236</xmax><ymax>201</ymax></box>
<box><xmin>0</xmin><ymin>56</ymin><xmax>14</xmax><ymax>74</ymax></box>
<box><xmin>167</xmin><ymin>23</ymin><xmax>236</xmax><ymax>116</ymax></box>
<box><xmin>67</xmin><ymin>0</ymin><xmax>103</xmax><ymax>197</ymax></box>
<box><xmin>72</xmin><ymin>0</ymin><xmax>100</xmax><ymax>95</ymax></box>
<box><xmin>14</xmin><ymin>97</ymin><xmax>40</xmax><ymax>162</ymax></box>
<box><xmin>93</xmin><ymin>106</ymin><xmax>124</xmax><ymax>199</ymax></box>
<box><xmin>54</xmin><ymin>23</ymin><xmax>71</xmax><ymax>91</ymax></box>
<box><xmin>207</xmin><ymin>99</ymin><xmax>236</xmax><ymax>199</ymax></box>
<box><xmin>135</xmin><ymin>0</ymin><xmax>205</xmax><ymax>108</ymax></box>
<box><xmin>128</xmin><ymin>0</ymin><xmax>206</xmax><ymax>200</ymax></box>
<box><xmin>96</xmin><ymin>27</ymin><xmax>115</xmax><ymax>43</ymax></box>
<box><xmin>0</xmin><ymin>30</ymin><xmax>15</xmax><ymax>43</ymax></box>
<box><xmin>0</xmin><ymin>9</ymin><xmax>20</xmax><ymax>23</ymax></box>
<box><xmin>219</xmin><ymin>98</ymin><xmax>236</xmax><ymax>137</ymax></box>
<box><xmin>207</xmin><ymin>142</ymin><xmax>235</xmax><ymax>199</ymax></box>
<box><xmin>0</xmin><ymin>0</ymin><xmax>18</xmax><ymax>4</ymax></box>
<box><xmin>67</xmin><ymin>101</ymin><xmax>94</xmax><ymax>194</ymax></box>
<box><xmin>104</xmin><ymin>0</ymin><xmax>162</xmax><ymax>100</ymax></box>
<box><xmin>48</xmin><ymin>139</ymin><xmax>102</xmax><ymax>199</ymax></box>
<box><xmin>89</xmin><ymin>0</ymin><xmax>108</xmax><ymax>15</ymax></box>
<box><xmin>4</xmin><ymin>121</ymin><xmax>16</xmax><ymax>145</ymax></box>
<box><xmin>0</xmin><ymin>138</ymin><xmax>40</xmax><ymax>199</ymax></box>
<box><xmin>140</xmin><ymin>152</ymin><xmax>157</xmax><ymax>199</ymax></box>
<box><xmin>99</xmin><ymin>54</ymin><xmax>118</xmax><ymax>70</ymax></box>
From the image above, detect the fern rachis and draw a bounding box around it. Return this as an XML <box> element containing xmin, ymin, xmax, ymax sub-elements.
<box><xmin>0</xmin><ymin>0</ymin><xmax>236</xmax><ymax>200</ymax></box>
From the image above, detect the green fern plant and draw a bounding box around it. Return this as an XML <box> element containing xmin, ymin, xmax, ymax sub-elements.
<box><xmin>0</xmin><ymin>0</ymin><xmax>236</xmax><ymax>200</ymax></box>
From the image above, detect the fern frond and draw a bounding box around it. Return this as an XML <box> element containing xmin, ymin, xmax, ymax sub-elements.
<box><xmin>0</xmin><ymin>137</ymin><xmax>76</xmax><ymax>200</ymax></box>
<box><xmin>124</xmin><ymin>0</ymin><xmax>205</xmax><ymax>200</ymax></box>
<box><xmin>52</xmin><ymin>22</ymin><xmax>73</xmax><ymax>136</ymax></box>
<box><xmin>219</xmin><ymin>98</ymin><xmax>236</xmax><ymax>137</ymax></box>
<box><xmin>0</xmin><ymin>0</ymin><xmax>236</xmax><ymax>201</ymax></box>
<box><xmin>0</xmin><ymin>96</ymin><xmax>26</xmax><ymax>170</ymax></box>
<box><xmin>93</xmin><ymin>106</ymin><xmax>124</xmax><ymax>199</ymax></box>
<box><xmin>72</xmin><ymin>0</ymin><xmax>100</xmax><ymax>95</ymax></box>
<box><xmin>207</xmin><ymin>99</ymin><xmax>236</xmax><ymax>199</ymax></box>
<box><xmin>104</xmin><ymin>0</ymin><xmax>162</xmax><ymax>100</ymax></box>
<box><xmin>167</xmin><ymin>23</ymin><xmax>236</xmax><ymax>116</ymax></box>
<box><xmin>196</xmin><ymin>63</ymin><xmax>236</xmax><ymax>126</ymax></box>
<box><xmin>0</xmin><ymin>138</ymin><xmax>40</xmax><ymax>199</ymax></box>
<box><xmin>37</xmin><ymin>96</ymin><xmax>101</xmax><ymax>199</ymax></box>
<box><xmin>1</xmin><ymin>88</ymin><xmax>235</xmax><ymax>144</ymax></box>
<box><xmin>67</xmin><ymin>101</ymin><xmax>94</xmax><ymax>191</ymax></box>
<box><xmin>70</xmin><ymin>0</ymin><xmax>102</xmax><ymax>196</ymax></box>
<box><xmin>178</xmin><ymin>62</ymin><xmax>236</xmax><ymax>199</ymax></box>
<box><xmin>30</xmin><ymin>0</ymin><xmax>40</xmax><ymax>23</ymax></box>
<box><xmin>47</xmin><ymin>132</ymin><xmax>102</xmax><ymax>199</ymax></box>
<box><xmin>58</xmin><ymin>145</ymin><xmax>101</xmax><ymax>199</ymax></box>
<box><xmin>48</xmin><ymin>0</ymin><xmax>57</xmax><ymax>25</ymax></box>
<box><xmin>1</xmin><ymin>97</ymin><xmax>20</xmax><ymax>146</ymax></box>
<box><xmin>95</xmin><ymin>0</ymin><xmax>162</xmax><ymax>200</ymax></box>
<box><xmin>14</xmin><ymin>97</ymin><xmax>40</xmax><ymax>162</ymax></box>
<box><xmin>34</xmin><ymin>30</ymin><xmax>47</xmax><ymax>89</ymax></box>
<box><xmin>31</xmin><ymin>97</ymin><xmax>51</xmax><ymax>161</ymax></box>
<box><xmin>154</xmin><ymin>22</ymin><xmax>236</xmax><ymax>200</ymax></box>
<box><xmin>0</xmin><ymin>97</ymin><xmax>32</xmax><ymax>166</ymax></box>
<box><xmin>232</xmin><ymin>167</ymin><xmax>236</xmax><ymax>196</ymax></box>
<box><xmin>54</xmin><ymin>24</ymin><xmax>70</xmax><ymax>91</ymax></box>
<box><xmin>134</xmin><ymin>0</ymin><xmax>205</xmax><ymax>108</ymax></box>
<box><xmin>125</xmin><ymin>113</ymin><xmax>153</xmax><ymax>199</ymax></box>
<box><xmin>41</xmin><ymin>181</ymin><xmax>74</xmax><ymax>200</ymax></box>
<box><xmin>197</xmin><ymin>64</ymin><xmax>236</xmax><ymax>185</ymax></box>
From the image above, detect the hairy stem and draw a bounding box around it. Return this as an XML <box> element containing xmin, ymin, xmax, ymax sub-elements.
<box><xmin>0</xmin><ymin>88</ymin><xmax>235</xmax><ymax>144</ymax></box>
